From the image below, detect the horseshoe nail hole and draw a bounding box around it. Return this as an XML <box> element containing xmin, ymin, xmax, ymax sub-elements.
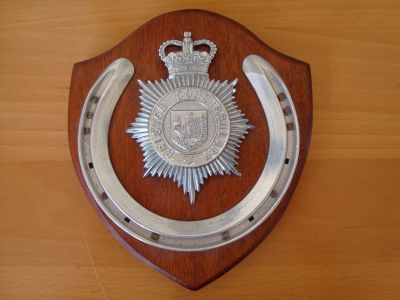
<box><xmin>88</xmin><ymin>162</ymin><xmax>94</xmax><ymax>169</ymax></box>
<box><xmin>286</xmin><ymin>122</ymin><xmax>294</xmax><ymax>131</ymax></box>
<box><xmin>222</xmin><ymin>231</ymin><xmax>230</xmax><ymax>240</ymax></box>
<box><xmin>100</xmin><ymin>192</ymin><xmax>108</xmax><ymax>200</ymax></box>
<box><xmin>285</xmin><ymin>158</ymin><xmax>290</xmax><ymax>164</ymax></box>
<box><xmin>151</xmin><ymin>233</ymin><xmax>160</xmax><ymax>241</ymax></box>
<box><xmin>124</xmin><ymin>217</ymin><xmax>130</xmax><ymax>223</ymax></box>
<box><xmin>91</xmin><ymin>96</ymin><xmax>100</xmax><ymax>103</ymax></box>
<box><xmin>83</xmin><ymin>128</ymin><xmax>91</xmax><ymax>135</ymax></box>
<box><xmin>277</xmin><ymin>92</ymin><xmax>286</xmax><ymax>101</ymax></box>
<box><xmin>283</xmin><ymin>106</ymin><xmax>291</xmax><ymax>116</ymax></box>
<box><xmin>86</xmin><ymin>112</ymin><xmax>94</xmax><ymax>119</ymax></box>
<box><xmin>248</xmin><ymin>215</ymin><xmax>255</xmax><ymax>222</ymax></box>
<box><xmin>270</xmin><ymin>190</ymin><xmax>278</xmax><ymax>198</ymax></box>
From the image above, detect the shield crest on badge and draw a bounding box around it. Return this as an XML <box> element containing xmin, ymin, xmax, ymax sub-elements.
<box><xmin>171</xmin><ymin>110</ymin><xmax>208</xmax><ymax>151</ymax></box>
<box><xmin>68</xmin><ymin>10</ymin><xmax>312</xmax><ymax>290</ymax></box>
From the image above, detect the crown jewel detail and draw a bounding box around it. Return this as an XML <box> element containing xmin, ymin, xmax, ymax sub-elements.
<box><xmin>159</xmin><ymin>32</ymin><xmax>217</xmax><ymax>79</ymax></box>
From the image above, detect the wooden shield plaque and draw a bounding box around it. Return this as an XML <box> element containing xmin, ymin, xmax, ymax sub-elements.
<box><xmin>68</xmin><ymin>10</ymin><xmax>312</xmax><ymax>290</ymax></box>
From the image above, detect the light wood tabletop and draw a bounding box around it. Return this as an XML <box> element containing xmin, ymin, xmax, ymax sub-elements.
<box><xmin>1</xmin><ymin>1</ymin><xmax>399</xmax><ymax>299</ymax></box>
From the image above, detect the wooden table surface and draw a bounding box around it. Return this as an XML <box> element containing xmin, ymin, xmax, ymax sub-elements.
<box><xmin>1</xmin><ymin>1</ymin><xmax>399</xmax><ymax>299</ymax></box>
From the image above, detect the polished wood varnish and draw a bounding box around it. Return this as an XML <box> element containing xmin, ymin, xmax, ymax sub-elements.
<box><xmin>68</xmin><ymin>10</ymin><xmax>312</xmax><ymax>289</ymax></box>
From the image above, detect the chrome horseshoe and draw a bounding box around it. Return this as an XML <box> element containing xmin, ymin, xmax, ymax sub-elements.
<box><xmin>77</xmin><ymin>55</ymin><xmax>300</xmax><ymax>251</ymax></box>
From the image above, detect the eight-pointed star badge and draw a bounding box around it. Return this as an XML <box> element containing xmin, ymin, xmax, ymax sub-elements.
<box><xmin>127</xmin><ymin>32</ymin><xmax>253</xmax><ymax>205</ymax></box>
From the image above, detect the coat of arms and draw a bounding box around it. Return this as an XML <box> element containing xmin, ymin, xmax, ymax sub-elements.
<box><xmin>127</xmin><ymin>32</ymin><xmax>252</xmax><ymax>205</ymax></box>
<box><xmin>171</xmin><ymin>110</ymin><xmax>208</xmax><ymax>151</ymax></box>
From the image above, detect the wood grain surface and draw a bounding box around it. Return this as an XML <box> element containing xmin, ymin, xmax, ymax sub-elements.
<box><xmin>1</xmin><ymin>0</ymin><xmax>399</xmax><ymax>299</ymax></box>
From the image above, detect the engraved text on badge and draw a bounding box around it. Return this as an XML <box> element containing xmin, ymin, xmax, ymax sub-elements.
<box><xmin>149</xmin><ymin>88</ymin><xmax>230</xmax><ymax>167</ymax></box>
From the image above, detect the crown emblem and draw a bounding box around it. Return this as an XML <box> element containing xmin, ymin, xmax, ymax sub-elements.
<box><xmin>159</xmin><ymin>32</ymin><xmax>217</xmax><ymax>79</ymax></box>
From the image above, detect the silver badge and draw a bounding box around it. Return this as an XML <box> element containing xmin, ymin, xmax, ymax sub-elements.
<box><xmin>127</xmin><ymin>32</ymin><xmax>252</xmax><ymax>205</ymax></box>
